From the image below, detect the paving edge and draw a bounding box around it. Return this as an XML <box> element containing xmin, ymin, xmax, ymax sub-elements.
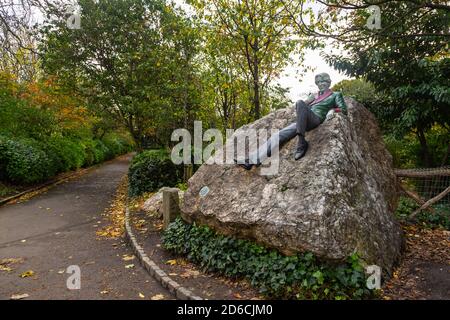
<box><xmin>124</xmin><ymin>207</ymin><xmax>203</xmax><ymax>300</ymax></box>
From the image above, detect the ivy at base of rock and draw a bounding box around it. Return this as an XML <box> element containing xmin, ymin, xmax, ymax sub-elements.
<box><xmin>162</xmin><ymin>218</ymin><xmax>376</xmax><ymax>300</ymax></box>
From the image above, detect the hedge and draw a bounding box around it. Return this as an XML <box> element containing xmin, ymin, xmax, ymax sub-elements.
<box><xmin>0</xmin><ymin>134</ymin><xmax>133</xmax><ymax>185</ymax></box>
<box><xmin>0</xmin><ymin>136</ymin><xmax>54</xmax><ymax>184</ymax></box>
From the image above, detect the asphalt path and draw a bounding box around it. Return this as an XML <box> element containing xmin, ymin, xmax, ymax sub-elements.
<box><xmin>0</xmin><ymin>155</ymin><xmax>171</xmax><ymax>300</ymax></box>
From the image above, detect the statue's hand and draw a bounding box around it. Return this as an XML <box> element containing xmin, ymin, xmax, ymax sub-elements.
<box><xmin>304</xmin><ymin>93</ymin><xmax>315</xmax><ymax>105</ymax></box>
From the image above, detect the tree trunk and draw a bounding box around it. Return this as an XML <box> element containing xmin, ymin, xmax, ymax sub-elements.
<box><xmin>416</xmin><ymin>127</ymin><xmax>433</xmax><ymax>167</ymax></box>
<box><xmin>253</xmin><ymin>59</ymin><xmax>260</xmax><ymax>120</ymax></box>
<box><xmin>441</xmin><ymin>142</ymin><xmax>450</xmax><ymax>166</ymax></box>
<box><xmin>129</xmin><ymin>127</ymin><xmax>143</xmax><ymax>152</ymax></box>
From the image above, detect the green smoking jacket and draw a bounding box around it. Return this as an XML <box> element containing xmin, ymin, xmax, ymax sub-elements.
<box><xmin>310</xmin><ymin>92</ymin><xmax>348</xmax><ymax>122</ymax></box>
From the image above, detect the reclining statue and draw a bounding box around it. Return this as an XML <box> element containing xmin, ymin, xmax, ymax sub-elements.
<box><xmin>236</xmin><ymin>72</ymin><xmax>348</xmax><ymax>170</ymax></box>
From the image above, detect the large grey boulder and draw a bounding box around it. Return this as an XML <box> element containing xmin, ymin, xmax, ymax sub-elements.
<box><xmin>181</xmin><ymin>98</ymin><xmax>403</xmax><ymax>273</ymax></box>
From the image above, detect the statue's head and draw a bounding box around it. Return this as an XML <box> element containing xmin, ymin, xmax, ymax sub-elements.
<box><xmin>315</xmin><ymin>73</ymin><xmax>332</xmax><ymax>92</ymax></box>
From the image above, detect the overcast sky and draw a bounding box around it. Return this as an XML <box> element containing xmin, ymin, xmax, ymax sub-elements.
<box><xmin>277</xmin><ymin>50</ymin><xmax>349</xmax><ymax>102</ymax></box>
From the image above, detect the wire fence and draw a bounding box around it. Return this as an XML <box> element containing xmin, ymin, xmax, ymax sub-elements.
<box><xmin>396</xmin><ymin>166</ymin><xmax>450</xmax><ymax>217</ymax></box>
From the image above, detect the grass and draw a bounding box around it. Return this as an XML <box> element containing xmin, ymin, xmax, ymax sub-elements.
<box><xmin>0</xmin><ymin>182</ymin><xmax>17</xmax><ymax>198</ymax></box>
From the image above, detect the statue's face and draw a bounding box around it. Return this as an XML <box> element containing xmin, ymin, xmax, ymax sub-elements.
<box><xmin>315</xmin><ymin>74</ymin><xmax>331</xmax><ymax>92</ymax></box>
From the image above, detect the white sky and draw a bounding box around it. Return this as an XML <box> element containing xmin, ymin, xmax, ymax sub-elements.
<box><xmin>277</xmin><ymin>50</ymin><xmax>350</xmax><ymax>102</ymax></box>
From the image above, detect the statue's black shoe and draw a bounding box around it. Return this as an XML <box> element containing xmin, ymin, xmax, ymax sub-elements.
<box><xmin>294</xmin><ymin>141</ymin><xmax>309</xmax><ymax>161</ymax></box>
<box><xmin>234</xmin><ymin>158</ymin><xmax>254</xmax><ymax>170</ymax></box>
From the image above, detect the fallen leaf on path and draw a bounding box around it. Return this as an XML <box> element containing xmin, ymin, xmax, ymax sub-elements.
<box><xmin>96</xmin><ymin>177</ymin><xmax>127</xmax><ymax>239</ymax></box>
<box><xmin>0</xmin><ymin>265</ymin><xmax>12</xmax><ymax>272</ymax></box>
<box><xmin>125</xmin><ymin>264</ymin><xmax>135</xmax><ymax>269</ymax></box>
<box><xmin>138</xmin><ymin>293</ymin><xmax>145</xmax><ymax>299</ymax></box>
<box><xmin>0</xmin><ymin>258</ymin><xmax>24</xmax><ymax>272</ymax></box>
<box><xmin>20</xmin><ymin>270</ymin><xmax>35</xmax><ymax>278</ymax></box>
<box><xmin>166</xmin><ymin>259</ymin><xmax>177</xmax><ymax>266</ymax></box>
<box><xmin>122</xmin><ymin>255</ymin><xmax>135</xmax><ymax>261</ymax></box>
<box><xmin>233</xmin><ymin>293</ymin><xmax>243</xmax><ymax>299</ymax></box>
<box><xmin>180</xmin><ymin>270</ymin><xmax>200</xmax><ymax>278</ymax></box>
<box><xmin>10</xmin><ymin>293</ymin><xmax>29</xmax><ymax>300</ymax></box>
<box><xmin>150</xmin><ymin>294</ymin><xmax>165</xmax><ymax>300</ymax></box>
<box><xmin>100</xmin><ymin>290</ymin><xmax>109</xmax><ymax>295</ymax></box>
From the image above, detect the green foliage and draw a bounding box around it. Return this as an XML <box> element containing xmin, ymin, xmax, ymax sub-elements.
<box><xmin>0</xmin><ymin>70</ymin><xmax>134</xmax><ymax>187</ymax></box>
<box><xmin>0</xmin><ymin>183</ymin><xmax>16</xmax><ymax>198</ymax></box>
<box><xmin>332</xmin><ymin>79</ymin><xmax>377</xmax><ymax>104</ymax></box>
<box><xmin>0</xmin><ymin>133</ymin><xmax>132</xmax><ymax>185</ymax></box>
<box><xmin>101</xmin><ymin>133</ymin><xmax>134</xmax><ymax>160</ymax></box>
<box><xmin>0</xmin><ymin>136</ymin><xmax>54</xmax><ymax>184</ymax></box>
<box><xmin>384</xmin><ymin>126</ymin><xmax>450</xmax><ymax>169</ymax></box>
<box><xmin>93</xmin><ymin>140</ymin><xmax>110</xmax><ymax>163</ymax></box>
<box><xmin>40</xmin><ymin>0</ymin><xmax>204</xmax><ymax>149</ymax></box>
<box><xmin>0</xmin><ymin>81</ymin><xmax>57</xmax><ymax>140</ymax></box>
<box><xmin>81</xmin><ymin>139</ymin><xmax>97</xmax><ymax>167</ymax></box>
<box><xmin>323</xmin><ymin>2</ymin><xmax>449</xmax><ymax>168</ymax></box>
<box><xmin>162</xmin><ymin>218</ymin><xmax>375</xmax><ymax>300</ymax></box>
<box><xmin>395</xmin><ymin>196</ymin><xmax>420</xmax><ymax>218</ymax></box>
<box><xmin>191</xmin><ymin>0</ymin><xmax>304</xmax><ymax>122</ymax></box>
<box><xmin>175</xmin><ymin>182</ymin><xmax>188</xmax><ymax>191</ymax></box>
<box><xmin>46</xmin><ymin>136</ymin><xmax>86</xmax><ymax>171</ymax></box>
<box><xmin>384</xmin><ymin>135</ymin><xmax>420</xmax><ymax>169</ymax></box>
<box><xmin>395</xmin><ymin>196</ymin><xmax>450</xmax><ymax>230</ymax></box>
<box><xmin>128</xmin><ymin>149</ymin><xmax>183</xmax><ymax>197</ymax></box>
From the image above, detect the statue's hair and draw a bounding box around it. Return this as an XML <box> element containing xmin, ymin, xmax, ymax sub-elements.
<box><xmin>315</xmin><ymin>73</ymin><xmax>331</xmax><ymax>83</ymax></box>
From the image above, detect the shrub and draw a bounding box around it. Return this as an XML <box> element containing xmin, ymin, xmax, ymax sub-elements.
<box><xmin>81</xmin><ymin>140</ymin><xmax>96</xmax><ymax>167</ymax></box>
<box><xmin>395</xmin><ymin>196</ymin><xmax>450</xmax><ymax>230</ymax></box>
<box><xmin>0</xmin><ymin>135</ymin><xmax>9</xmax><ymax>180</ymax></box>
<box><xmin>101</xmin><ymin>134</ymin><xmax>134</xmax><ymax>159</ymax></box>
<box><xmin>128</xmin><ymin>149</ymin><xmax>183</xmax><ymax>197</ymax></box>
<box><xmin>101</xmin><ymin>137</ymin><xmax>121</xmax><ymax>159</ymax></box>
<box><xmin>0</xmin><ymin>136</ymin><xmax>54</xmax><ymax>184</ymax></box>
<box><xmin>93</xmin><ymin>140</ymin><xmax>110</xmax><ymax>163</ymax></box>
<box><xmin>384</xmin><ymin>126</ymin><xmax>450</xmax><ymax>169</ymax></box>
<box><xmin>47</xmin><ymin>136</ymin><xmax>86</xmax><ymax>171</ymax></box>
<box><xmin>162</xmin><ymin>218</ymin><xmax>374</xmax><ymax>300</ymax></box>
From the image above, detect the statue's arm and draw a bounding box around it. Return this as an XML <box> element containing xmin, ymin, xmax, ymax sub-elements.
<box><xmin>335</xmin><ymin>92</ymin><xmax>348</xmax><ymax>115</ymax></box>
<box><xmin>304</xmin><ymin>93</ymin><xmax>316</xmax><ymax>106</ymax></box>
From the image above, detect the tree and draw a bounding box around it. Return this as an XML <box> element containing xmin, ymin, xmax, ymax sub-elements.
<box><xmin>283</xmin><ymin>0</ymin><xmax>450</xmax><ymax>41</ymax></box>
<box><xmin>39</xmin><ymin>0</ymin><xmax>202</xmax><ymax>149</ymax></box>
<box><xmin>319</xmin><ymin>1</ymin><xmax>450</xmax><ymax>167</ymax></box>
<box><xmin>0</xmin><ymin>0</ymin><xmax>65</xmax><ymax>81</ymax></box>
<box><xmin>189</xmin><ymin>0</ymin><xmax>305</xmax><ymax>120</ymax></box>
